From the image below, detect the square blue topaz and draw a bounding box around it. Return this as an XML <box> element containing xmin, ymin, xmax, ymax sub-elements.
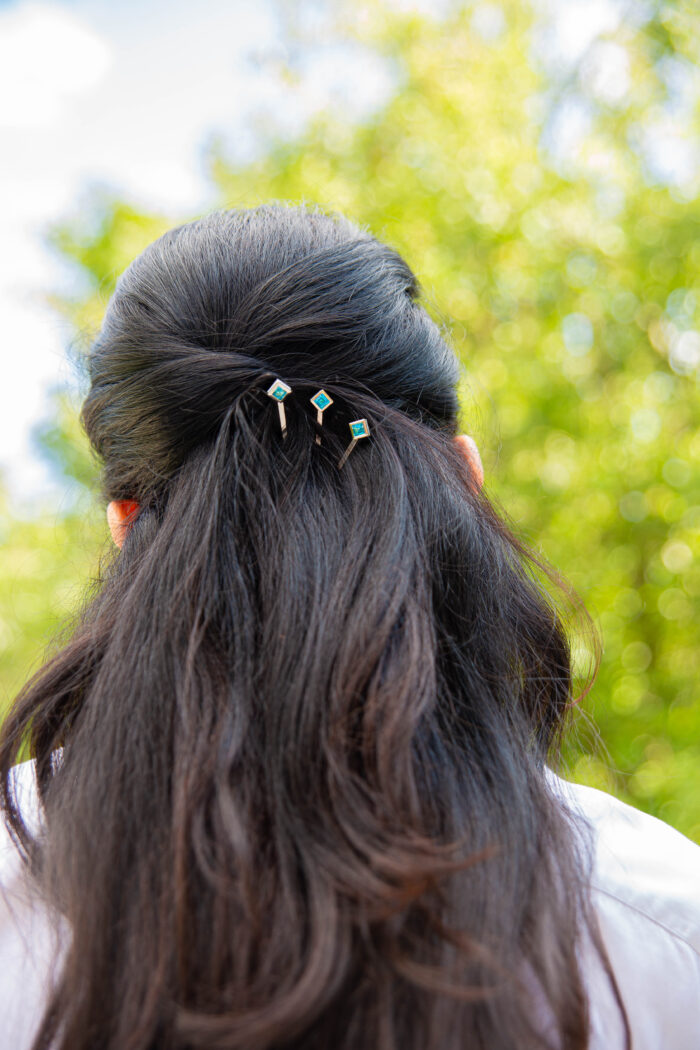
<box><xmin>311</xmin><ymin>390</ymin><xmax>333</xmax><ymax>411</ymax></box>
<box><xmin>350</xmin><ymin>419</ymin><xmax>370</xmax><ymax>439</ymax></box>
<box><xmin>267</xmin><ymin>379</ymin><xmax>291</xmax><ymax>402</ymax></box>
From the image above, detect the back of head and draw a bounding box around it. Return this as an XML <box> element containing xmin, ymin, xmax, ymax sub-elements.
<box><xmin>1</xmin><ymin>204</ymin><xmax>621</xmax><ymax>1050</ymax></box>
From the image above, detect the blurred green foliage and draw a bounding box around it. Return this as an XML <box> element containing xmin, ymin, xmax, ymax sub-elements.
<box><xmin>0</xmin><ymin>485</ymin><xmax>104</xmax><ymax>706</ymax></box>
<box><xmin>1</xmin><ymin>0</ymin><xmax>698</xmax><ymax>838</ymax></box>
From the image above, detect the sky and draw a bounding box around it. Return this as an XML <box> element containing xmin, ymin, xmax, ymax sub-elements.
<box><xmin>0</xmin><ymin>0</ymin><xmax>627</xmax><ymax>515</ymax></box>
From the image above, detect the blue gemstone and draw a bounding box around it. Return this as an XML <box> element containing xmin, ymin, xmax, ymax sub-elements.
<box><xmin>267</xmin><ymin>379</ymin><xmax>291</xmax><ymax>402</ymax></box>
<box><xmin>350</xmin><ymin>420</ymin><xmax>369</xmax><ymax>438</ymax></box>
<box><xmin>312</xmin><ymin>390</ymin><xmax>331</xmax><ymax>410</ymax></box>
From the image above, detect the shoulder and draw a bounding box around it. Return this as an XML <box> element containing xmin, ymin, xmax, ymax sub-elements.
<box><xmin>0</xmin><ymin>758</ymin><xmax>42</xmax><ymax>876</ymax></box>
<box><xmin>0</xmin><ymin>759</ymin><xmax>63</xmax><ymax>1050</ymax></box>
<box><xmin>548</xmin><ymin>771</ymin><xmax>700</xmax><ymax>950</ymax></box>
<box><xmin>548</xmin><ymin>770</ymin><xmax>700</xmax><ymax>1050</ymax></box>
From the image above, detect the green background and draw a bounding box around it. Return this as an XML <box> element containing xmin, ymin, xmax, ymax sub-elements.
<box><xmin>2</xmin><ymin>0</ymin><xmax>698</xmax><ymax>840</ymax></box>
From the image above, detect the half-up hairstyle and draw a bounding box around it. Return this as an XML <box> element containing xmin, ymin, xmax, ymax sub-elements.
<box><xmin>0</xmin><ymin>204</ymin><xmax>628</xmax><ymax>1050</ymax></box>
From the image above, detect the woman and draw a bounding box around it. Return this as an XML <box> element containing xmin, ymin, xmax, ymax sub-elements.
<box><xmin>0</xmin><ymin>204</ymin><xmax>698</xmax><ymax>1050</ymax></box>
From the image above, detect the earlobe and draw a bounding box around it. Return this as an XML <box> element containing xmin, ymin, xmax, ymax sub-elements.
<box><xmin>107</xmin><ymin>500</ymin><xmax>140</xmax><ymax>549</ymax></box>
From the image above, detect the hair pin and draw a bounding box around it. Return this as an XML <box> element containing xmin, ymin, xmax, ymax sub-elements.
<box><xmin>266</xmin><ymin>378</ymin><xmax>292</xmax><ymax>439</ymax></box>
<box><xmin>310</xmin><ymin>389</ymin><xmax>333</xmax><ymax>445</ymax></box>
<box><xmin>338</xmin><ymin>419</ymin><xmax>370</xmax><ymax>469</ymax></box>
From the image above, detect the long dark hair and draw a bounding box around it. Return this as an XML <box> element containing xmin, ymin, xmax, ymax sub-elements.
<box><xmin>1</xmin><ymin>204</ymin><xmax>627</xmax><ymax>1050</ymax></box>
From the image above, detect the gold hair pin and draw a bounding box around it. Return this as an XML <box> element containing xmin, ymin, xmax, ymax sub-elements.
<box><xmin>309</xmin><ymin>389</ymin><xmax>334</xmax><ymax>445</ymax></box>
<box><xmin>338</xmin><ymin>419</ymin><xmax>370</xmax><ymax>469</ymax></box>
<box><xmin>266</xmin><ymin>378</ymin><xmax>292</xmax><ymax>438</ymax></box>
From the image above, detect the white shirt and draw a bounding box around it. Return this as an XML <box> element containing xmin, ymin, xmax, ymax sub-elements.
<box><xmin>550</xmin><ymin>773</ymin><xmax>700</xmax><ymax>1048</ymax></box>
<box><xmin>1</xmin><ymin>760</ymin><xmax>699</xmax><ymax>1049</ymax></box>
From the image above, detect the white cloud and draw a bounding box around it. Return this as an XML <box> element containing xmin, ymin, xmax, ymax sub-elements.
<box><xmin>0</xmin><ymin>3</ymin><xmax>112</xmax><ymax>128</ymax></box>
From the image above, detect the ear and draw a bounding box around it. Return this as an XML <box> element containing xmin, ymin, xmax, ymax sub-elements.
<box><xmin>107</xmin><ymin>500</ymin><xmax>140</xmax><ymax>549</ymax></box>
<box><xmin>454</xmin><ymin>434</ymin><xmax>484</xmax><ymax>490</ymax></box>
